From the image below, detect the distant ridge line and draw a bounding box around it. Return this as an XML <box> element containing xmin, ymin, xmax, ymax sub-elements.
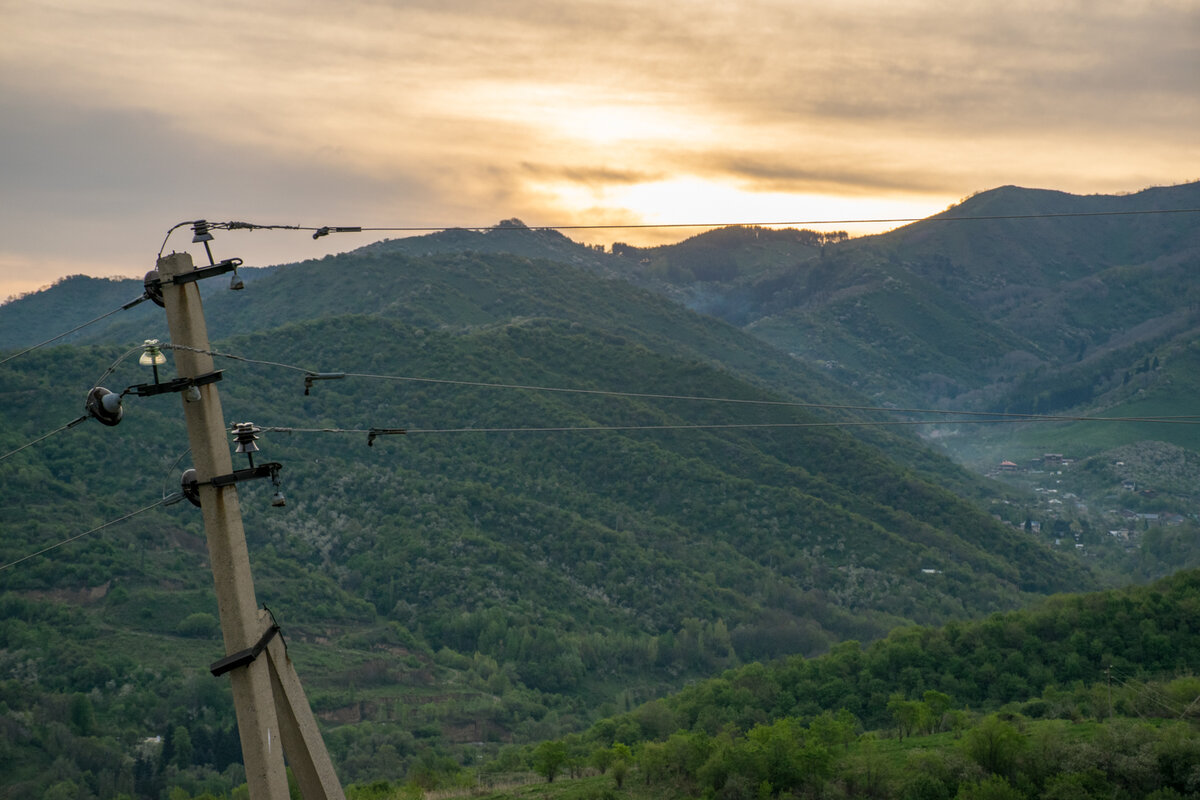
<box><xmin>470</xmin><ymin>207</ymin><xmax>1200</xmax><ymax>231</ymax></box>
<box><xmin>193</xmin><ymin>206</ymin><xmax>1200</xmax><ymax>238</ymax></box>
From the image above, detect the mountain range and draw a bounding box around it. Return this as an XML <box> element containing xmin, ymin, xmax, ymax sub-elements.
<box><xmin>1</xmin><ymin>182</ymin><xmax>1198</xmax><ymax>795</ymax></box>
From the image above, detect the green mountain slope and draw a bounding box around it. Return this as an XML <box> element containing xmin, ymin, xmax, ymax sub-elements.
<box><xmin>0</xmin><ymin>242</ymin><xmax>1102</xmax><ymax>795</ymax></box>
<box><xmin>648</xmin><ymin>566</ymin><xmax>1200</xmax><ymax>732</ymax></box>
<box><xmin>0</xmin><ymin>243</ymin><xmax>1013</xmax><ymax>507</ymax></box>
<box><xmin>606</xmin><ymin>182</ymin><xmax>1200</xmax><ymax>414</ymax></box>
<box><xmin>503</xmin><ymin>567</ymin><xmax>1200</xmax><ymax>800</ymax></box>
<box><xmin>0</xmin><ymin>312</ymin><xmax>1089</xmax><ymax>644</ymax></box>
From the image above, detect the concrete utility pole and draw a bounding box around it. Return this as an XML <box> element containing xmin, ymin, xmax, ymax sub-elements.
<box><xmin>158</xmin><ymin>252</ymin><xmax>344</xmax><ymax>800</ymax></box>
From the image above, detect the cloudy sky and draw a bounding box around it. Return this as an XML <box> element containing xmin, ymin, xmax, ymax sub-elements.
<box><xmin>1</xmin><ymin>0</ymin><xmax>1197</xmax><ymax>300</ymax></box>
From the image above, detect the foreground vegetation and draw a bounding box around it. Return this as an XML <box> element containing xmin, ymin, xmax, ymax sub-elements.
<box><xmin>12</xmin><ymin>568</ymin><xmax>1200</xmax><ymax>798</ymax></box>
<box><xmin>370</xmin><ymin>713</ymin><xmax>1200</xmax><ymax>800</ymax></box>
<box><xmin>438</xmin><ymin>568</ymin><xmax>1200</xmax><ymax>799</ymax></box>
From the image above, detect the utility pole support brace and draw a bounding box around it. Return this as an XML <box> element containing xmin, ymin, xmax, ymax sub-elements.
<box><xmin>211</xmin><ymin>624</ymin><xmax>281</xmax><ymax>677</ymax></box>
<box><xmin>156</xmin><ymin>252</ymin><xmax>344</xmax><ymax>800</ymax></box>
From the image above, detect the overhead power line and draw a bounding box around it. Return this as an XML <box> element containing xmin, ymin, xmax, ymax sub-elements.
<box><xmin>1108</xmin><ymin>666</ymin><xmax>1191</xmax><ymax>719</ymax></box>
<box><xmin>528</xmin><ymin>207</ymin><xmax>1200</xmax><ymax>230</ymax></box>
<box><xmin>4</xmin><ymin>337</ymin><xmax>1189</xmax><ymax>468</ymax></box>
<box><xmin>91</xmin><ymin>344</ymin><xmax>151</xmax><ymax>391</ymax></box>
<box><xmin>241</xmin><ymin>207</ymin><xmax>1200</xmax><ymax>233</ymax></box>
<box><xmin>0</xmin><ymin>295</ymin><xmax>148</xmax><ymax>368</ymax></box>
<box><xmin>155</xmin><ymin>206</ymin><xmax>1200</xmax><ymax>253</ymax></box>
<box><xmin>4</xmin><ymin>209</ymin><xmax>1189</xmax><ymax>367</ymax></box>
<box><xmin>380</xmin><ymin>207</ymin><xmax>1200</xmax><ymax>232</ymax></box>
<box><xmin>262</xmin><ymin>413</ymin><xmax>1200</xmax><ymax>449</ymax></box>
<box><xmin>0</xmin><ymin>496</ymin><xmax>176</xmax><ymax>572</ymax></box>
<box><xmin>166</xmin><ymin>343</ymin><xmax>1199</xmax><ymax>427</ymax></box>
<box><xmin>0</xmin><ymin>416</ymin><xmax>88</xmax><ymax>463</ymax></box>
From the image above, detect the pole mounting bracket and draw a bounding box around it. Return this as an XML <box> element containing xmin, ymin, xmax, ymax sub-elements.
<box><xmin>210</xmin><ymin>622</ymin><xmax>281</xmax><ymax>677</ymax></box>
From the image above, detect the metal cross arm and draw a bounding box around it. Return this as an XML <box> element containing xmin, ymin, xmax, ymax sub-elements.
<box><xmin>181</xmin><ymin>462</ymin><xmax>282</xmax><ymax>508</ymax></box>
<box><xmin>143</xmin><ymin>258</ymin><xmax>244</xmax><ymax>306</ymax></box>
<box><xmin>126</xmin><ymin>369</ymin><xmax>224</xmax><ymax>398</ymax></box>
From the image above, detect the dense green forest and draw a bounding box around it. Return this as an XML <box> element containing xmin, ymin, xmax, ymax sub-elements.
<box><xmin>449</xmin><ymin>569</ymin><xmax>1200</xmax><ymax>800</ymax></box>
<box><xmin>3</xmin><ymin>190</ymin><xmax>1199</xmax><ymax>799</ymax></box>
<box><xmin>613</xmin><ymin>183</ymin><xmax>1200</xmax><ymax>414</ymax></box>
<box><xmin>0</xmin><ymin>305</ymin><xmax>1106</xmax><ymax>797</ymax></box>
<box><xmin>8</xmin><ymin>567</ymin><xmax>1200</xmax><ymax>798</ymax></box>
<box><xmin>601</xmin><ymin>184</ymin><xmax>1200</xmax><ymax>501</ymax></box>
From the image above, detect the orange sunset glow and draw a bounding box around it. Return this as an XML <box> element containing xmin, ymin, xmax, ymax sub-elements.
<box><xmin>1</xmin><ymin>1</ymin><xmax>1197</xmax><ymax>297</ymax></box>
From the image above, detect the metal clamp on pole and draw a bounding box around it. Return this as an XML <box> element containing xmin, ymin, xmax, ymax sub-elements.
<box><xmin>210</xmin><ymin>623</ymin><xmax>281</xmax><ymax>677</ymax></box>
<box><xmin>367</xmin><ymin>427</ymin><xmax>407</xmax><ymax>447</ymax></box>
<box><xmin>312</xmin><ymin>226</ymin><xmax>362</xmax><ymax>239</ymax></box>
<box><xmin>174</xmin><ymin>258</ymin><xmax>243</xmax><ymax>285</ymax></box>
<box><xmin>303</xmin><ymin>372</ymin><xmax>346</xmax><ymax>395</ymax></box>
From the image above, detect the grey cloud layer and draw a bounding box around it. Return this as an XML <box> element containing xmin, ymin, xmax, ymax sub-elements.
<box><xmin>1</xmin><ymin>0</ymin><xmax>1197</xmax><ymax>296</ymax></box>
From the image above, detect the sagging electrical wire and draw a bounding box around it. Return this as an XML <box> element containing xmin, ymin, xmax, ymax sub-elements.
<box><xmin>164</xmin><ymin>343</ymin><xmax>1200</xmax><ymax>426</ymax></box>
<box><xmin>92</xmin><ymin>344</ymin><xmax>150</xmax><ymax>391</ymax></box>
<box><xmin>0</xmin><ymin>295</ymin><xmax>149</xmax><ymax>368</ymax></box>
<box><xmin>0</xmin><ymin>495</ymin><xmax>180</xmax><ymax>572</ymax></box>
<box><xmin>1107</xmin><ymin>666</ymin><xmax>1190</xmax><ymax>720</ymax></box>
<box><xmin>156</xmin><ymin>220</ymin><xmax>198</xmax><ymax>260</ymax></box>
<box><xmin>264</xmin><ymin>419</ymin><xmax>1041</xmax><ymax>443</ymax></box>
<box><xmin>262</xmin><ymin>412</ymin><xmax>1200</xmax><ymax>449</ymax></box>
<box><xmin>0</xmin><ymin>417</ymin><xmax>89</xmax><ymax>463</ymax></box>
<box><xmin>160</xmin><ymin>206</ymin><xmax>1200</xmax><ymax>250</ymax></box>
<box><xmin>161</xmin><ymin>447</ymin><xmax>193</xmax><ymax>502</ymax></box>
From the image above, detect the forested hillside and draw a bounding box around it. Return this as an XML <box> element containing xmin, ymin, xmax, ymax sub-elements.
<box><xmin>594</xmin><ymin>183</ymin><xmax>1200</xmax><ymax>537</ymax></box>
<box><xmin>470</xmin><ymin>568</ymin><xmax>1200</xmax><ymax>800</ymax></box>
<box><xmin>0</xmin><ymin>238</ymin><xmax>1102</xmax><ymax>798</ymax></box>
<box><xmin>612</xmin><ymin>182</ymin><xmax>1200</xmax><ymax>418</ymax></box>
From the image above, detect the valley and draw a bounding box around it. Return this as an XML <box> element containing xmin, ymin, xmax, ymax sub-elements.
<box><xmin>1</xmin><ymin>183</ymin><xmax>1198</xmax><ymax>798</ymax></box>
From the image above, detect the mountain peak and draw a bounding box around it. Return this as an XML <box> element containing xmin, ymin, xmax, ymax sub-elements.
<box><xmin>939</xmin><ymin>180</ymin><xmax>1200</xmax><ymax>219</ymax></box>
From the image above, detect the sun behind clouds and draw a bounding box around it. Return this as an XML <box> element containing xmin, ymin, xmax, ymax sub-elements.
<box><xmin>529</xmin><ymin>174</ymin><xmax>945</xmax><ymax>243</ymax></box>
